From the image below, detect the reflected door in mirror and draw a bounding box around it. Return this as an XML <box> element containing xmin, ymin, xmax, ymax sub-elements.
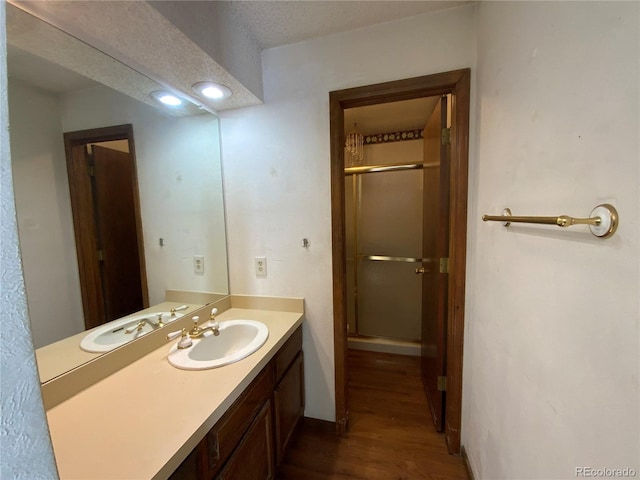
<box><xmin>64</xmin><ymin>125</ymin><xmax>148</xmax><ymax>330</ymax></box>
<box><xmin>93</xmin><ymin>145</ymin><xmax>144</xmax><ymax>321</ymax></box>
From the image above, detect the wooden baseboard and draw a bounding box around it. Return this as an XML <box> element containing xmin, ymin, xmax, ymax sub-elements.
<box><xmin>461</xmin><ymin>446</ymin><xmax>476</xmax><ymax>480</ymax></box>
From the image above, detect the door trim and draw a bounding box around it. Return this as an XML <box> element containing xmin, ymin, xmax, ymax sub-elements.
<box><xmin>63</xmin><ymin>124</ymin><xmax>149</xmax><ymax>330</ymax></box>
<box><xmin>329</xmin><ymin>69</ymin><xmax>470</xmax><ymax>451</ymax></box>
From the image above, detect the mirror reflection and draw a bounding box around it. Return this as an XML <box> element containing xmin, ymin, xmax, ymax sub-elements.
<box><xmin>6</xmin><ymin>5</ymin><xmax>229</xmax><ymax>383</ymax></box>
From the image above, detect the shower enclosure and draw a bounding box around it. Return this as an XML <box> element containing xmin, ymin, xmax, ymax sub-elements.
<box><xmin>345</xmin><ymin>130</ymin><xmax>426</xmax><ymax>355</ymax></box>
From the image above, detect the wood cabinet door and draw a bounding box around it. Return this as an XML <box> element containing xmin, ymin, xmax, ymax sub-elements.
<box><xmin>274</xmin><ymin>352</ymin><xmax>305</xmax><ymax>466</ymax></box>
<box><xmin>216</xmin><ymin>400</ymin><xmax>274</xmax><ymax>480</ymax></box>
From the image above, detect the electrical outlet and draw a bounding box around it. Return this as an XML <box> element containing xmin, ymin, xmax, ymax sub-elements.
<box><xmin>193</xmin><ymin>255</ymin><xmax>205</xmax><ymax>274</ymax></box>
<box><xmin>255</xmin><ymin>257</ymin><xmax>267</xmax><ymax>277</ymax></box>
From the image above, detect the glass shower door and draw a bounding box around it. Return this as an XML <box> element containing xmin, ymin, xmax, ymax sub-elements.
<box><xmin>346</xmin><ymin>168</ymin><xmax>423</xmax><ymax>341</ymax></box>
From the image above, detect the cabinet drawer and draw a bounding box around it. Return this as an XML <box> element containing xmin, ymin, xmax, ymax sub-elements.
<box><xmin>274</xmin><ymin>326</ymin><xmax>302</xmax><ymax>384</ymax></box>
<box><xmin>204</xmin><ymin>367</ymin><xmax>273</xmax><ymax>478</ymax></box>
<box><xmin>216</xmin><ymin>400</ymin><xmax>274</xmax><ymax>480</ymax></box>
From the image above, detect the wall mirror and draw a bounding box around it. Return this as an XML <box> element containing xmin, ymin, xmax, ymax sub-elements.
<box><xmin>6</xmin><ymin>4</ymin><xmax>229</xmax><ymax>384</ymax></box>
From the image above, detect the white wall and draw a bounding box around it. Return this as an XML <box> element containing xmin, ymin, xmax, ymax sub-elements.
<box><xmin>220</xmin><ymin>4</ymin><xmax>477</xmax><ymax>421</ymax></box>
<box><xmin>60</xmin><ymin>85</ymin><xmax>229</xmax><ymax>306</ymax></box>
<box><xmin>8</xmin><ymin>79</ymin><xmax>85</xmax><ymax>348</ymax></box>
<box><xmin>463</xmin><ymin>2</ymin><xmax>639</xmax><ymax>478</ymax></box>
<box><xmin>0</xmin><ymin>1</ymin><xmax>58</xmax><ymax>477</ymax></box>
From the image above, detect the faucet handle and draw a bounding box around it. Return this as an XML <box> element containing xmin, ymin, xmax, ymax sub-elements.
<box><xmin>124</xmin><ymin>321</ymin><xmax>143</xmax><ymax>334</ymax></box>
<box><xmin>166</xmin><ymin>328</ymin><xmax>192</xmax><ymax>349</ymax></box>
<box><xmin>210</xmin><ymin>308</ymin><xmax>218</xmax><ymax>320</ymax></box>
<box><xmin>170</xmin><ymin>305</ymin><xmax>188</xmax><ymax>317</ymax></box>
<box><xmin>166</xmin><ymin>328</ymin><xmax>185</xmax><ymax>341</ymax></box>
<box><xmin>189</xmin><ymin>316</ymin><xmax>201</xmax><ymax>335</ymax></box>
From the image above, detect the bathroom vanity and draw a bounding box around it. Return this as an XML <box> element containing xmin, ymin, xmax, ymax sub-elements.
<box><xmin>43</xmin><ymin>296</ymin><xmax>304</xmax><ymax>479</ymax></box>
<box><xmin>170</xmin><ymin>325</ymin><xmax>304</xmax><ymax>479</ymax></box>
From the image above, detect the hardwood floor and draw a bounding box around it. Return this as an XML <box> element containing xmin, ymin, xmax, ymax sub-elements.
<box><xmin>278</xmin><ymin>349</ymin><xmax>467</xmax><ymax>480</ymax></box>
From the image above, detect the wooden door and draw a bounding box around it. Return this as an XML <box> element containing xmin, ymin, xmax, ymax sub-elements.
<box><xmin>330</xmin><ymin>69</ymin><xmax>471</xmax><ymax>452</ymax></box>
<box><xmin>420</xmin><ymin>96</ymin><xmax>450</xmax><ymax>431</ymax></box>
<box><xmin>64</xmin><ymin>125</ymin><xmax>147</xmax><ymax>330</ymax></box>
<box><xmin>91</xmin><ymin>145</ymin><xmax>144</xmax><ymax>321</ymax></box>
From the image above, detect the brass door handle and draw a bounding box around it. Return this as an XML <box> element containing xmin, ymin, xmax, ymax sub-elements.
<box><xmin>415</xmin><ymin>267</ymin><xmax>426</xmax><ymax>274</ymax></box>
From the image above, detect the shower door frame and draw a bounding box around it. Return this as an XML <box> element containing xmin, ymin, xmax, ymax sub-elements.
<box><xmin>329</xmin><ymin>69</ymin><xmax>470</xmax><ymax>454</ymax></box>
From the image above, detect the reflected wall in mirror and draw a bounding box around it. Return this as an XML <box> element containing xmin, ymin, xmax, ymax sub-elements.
<box><xmin>6</xmin><ymin>5</ymin><xmax>229</xmax><ymax>382</ymax></box>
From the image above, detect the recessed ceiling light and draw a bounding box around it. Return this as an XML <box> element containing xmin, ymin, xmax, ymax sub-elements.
<box><xmin>193</xmin><ymin>81</ymin><xmax>232</xmax><ymax>100</ymax></box>
<box><xmin>150</xmin><ymin>91</ymin><xmax>183</xmax><ymax>106</ymax></box>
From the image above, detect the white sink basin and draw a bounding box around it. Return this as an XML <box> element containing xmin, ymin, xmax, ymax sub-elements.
<box><xmin>80</xmin><ymin>311</ymin><xmax>184</xmax><ymax>353</ymax></box>
<box><xmin>167</xmin><ymin>320</ymin><xmax>269</xmax><ymax>370</ymax></box>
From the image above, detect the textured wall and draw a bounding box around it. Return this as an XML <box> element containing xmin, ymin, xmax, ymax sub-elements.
<box><xmin>0</xmin><ymin>1</ymin><xmax>58</xmax><ymax>478</ymax></box>
<box><xmin>462</xmin><ymin>2</ymin><xmax>640</xmax><ymax>478</ymax></box>
<box><xmin>220</xmin><ymin>5</ymin><xmax>477</xmax><ymax>421</ymax></box>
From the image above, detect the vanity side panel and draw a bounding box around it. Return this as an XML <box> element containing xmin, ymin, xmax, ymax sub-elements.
<box><xmin>274</xmin><ymin>351</ymin><xmax>305</xmax><ymax>466</ymax></box>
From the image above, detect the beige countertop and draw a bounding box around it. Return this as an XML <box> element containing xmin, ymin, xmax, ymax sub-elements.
<box><xmin>46</xmin><ymin>305</ymin><xmax>303</xmax><ymax>480</ymax></box>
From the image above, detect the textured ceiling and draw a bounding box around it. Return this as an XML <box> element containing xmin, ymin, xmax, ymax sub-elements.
<box><xmin>11</xmin><ymin>0</ymin><xmax>262</xmax><ymax>113</ymax></box>
<box><xmin>6</xmin><ymin>4</ymin><xmax>203</xmax><ymax>116</ymax></box>
<box><xmin>7</xmin><ymin>1</ymin><xmax>471</xmax><ymax>115</ymax></box>
<box><xmin>229</xmin><ymin>1</ymin><xmax>472</xmax><ymax>49</ymax></box>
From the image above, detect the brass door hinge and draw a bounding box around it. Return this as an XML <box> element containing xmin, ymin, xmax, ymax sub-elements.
<box><xmin>437</xmin><ymin>375</ymin><xmax>447</xmax><ymax>392</ymax></box>
<box><xmin>97</xmin><ymin>250</ymin><xmax>104</xmax><ymax>262</ymax></box>
<box><xmin>337</xmin><ymin>411</ymin><xmax>350</xmax><ymax>434</ymax></box>
<box><xmin>86</xmin><ymin>144</ymin><xmax>95</xmax><ymax>177</ymax></box>
<box><xmin>441</xmin><ymin>127</ymin><xmax>451</xmax><ymax>145</ymax></box>
<box><xmin>439</xmin><ymin>257</ymin><xmax>449</xmax><ymax>274</ymax></box>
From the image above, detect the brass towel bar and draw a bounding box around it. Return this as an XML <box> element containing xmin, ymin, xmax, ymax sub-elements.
<box><xmin>482</xmin><ymin>204</ymin><xmax>618</xmax><ymax>238</ymax></box>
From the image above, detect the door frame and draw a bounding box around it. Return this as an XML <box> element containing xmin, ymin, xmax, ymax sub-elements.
<box><xmin>329</xmin><ymin>69</ymin><xmax>470</xmax><ymax>452</ymax></box>
<box><xmin>63</xmin><ymin>124</ymin><xmax>149</xmax><ymax>330</ymax></box>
